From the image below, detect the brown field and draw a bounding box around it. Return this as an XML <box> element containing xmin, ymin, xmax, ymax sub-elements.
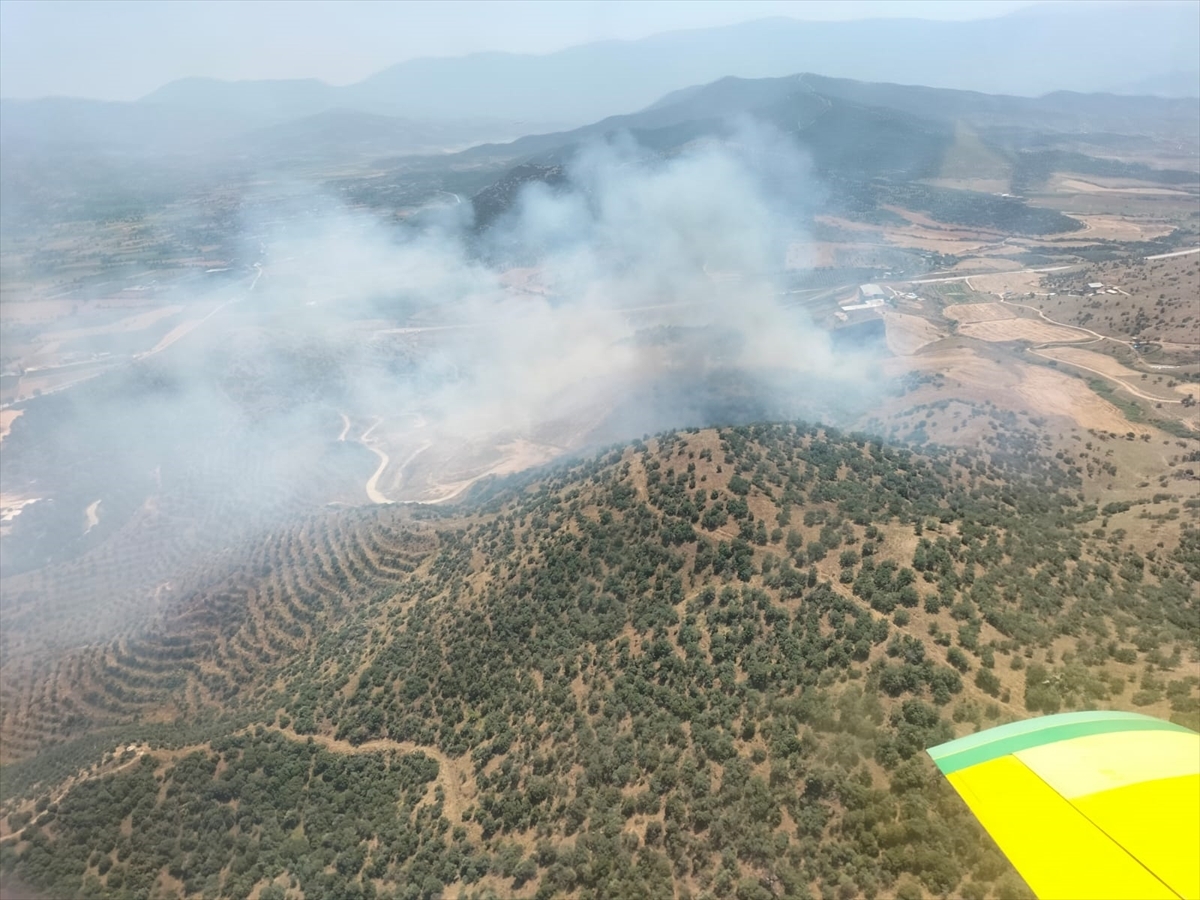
<box><xmin>40</xmin><ymin>305</ymin><xmax>183</xmax><ymax>342</ymax></box>
<box><xmin>0</xmin><ymin>300</ymin><xmax>80</xmax><ymax>323</ymax></box>
<box><xmin>1036</xmin><ymin>345</ymin><xmax>1176</xmax><ymax>388</ymax></box>
<box><xmin>0</xmin><ymin>409</ymin><xmax>22</xmax><ymax>443</ymax></box>
<box><xmin>942</xmin><ymin>302</ymin><xmax>1014</xmax><ymax>324</ymax></box>
<box><xmin>887</xmin><ymin>344</ymin><xmax>1161</xmax><ymax>437</ymax></box>
<box><xmin>1069</xmin><ymin>214</ymin><xmax>1178</xmax><ymax>242</ymax></box>
<box><xmin>883</xmin><ymin>311</ymin><xmax>946</xmax><ymax>356</ymax></box>
<box><xmin>10</xmin><ymin>363</ymin><xmax>114</xmax><ymax>402</ymax></box>
<box><xmin>1015</xmin><ymin>366</ymin><xmax>1153</xmax><ymax>435</ymax></box>
<box><xmin>1033</xmin><ymin>347</ymin><xmax>1194</xmax><ymax>410</ymax></box>
<box><xmin>1037</xmin><ymin>346</ymin><xmax>1144</xmax><ymax>380</ymax></box>
<box><xmin>884</xmin><ymin>347</ymin><xmax>1014</xmax><ymax>387</ymax></box>
<box><xmin>1053</xmin><ymin>176</ymin><xmax>1196</xmax><ymax>198</ymax></box>
<box><xmin>959</xmin><ymin>317</ymin><xmax>1093</xmax><ymax>343</ymax></box>
<box><xmin>964</xmin><ymin>270</ymin><xmax>1054</xmax><ymax>295</ymax></box>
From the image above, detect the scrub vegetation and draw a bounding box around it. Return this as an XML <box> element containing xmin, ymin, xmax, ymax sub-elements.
<box><xmin>3</xmin><ymin>422</ymin><xmax>1196</xmax><ymax>900</ymax></box>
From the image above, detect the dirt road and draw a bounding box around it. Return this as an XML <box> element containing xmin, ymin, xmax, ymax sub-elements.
<box><xmin>362</xmin><ymin>433</ymin><xmax>392</xmax><ymax>504</ymax></box>
<box><xmin>1144</xmin><ymin>247</ymin><xmax>1200</xmax><ymax>261</ymax></box>
<box><xmin>265</xmin><ymin>726</ymin><xmax>476</xmax><ymax>824</ymax></box>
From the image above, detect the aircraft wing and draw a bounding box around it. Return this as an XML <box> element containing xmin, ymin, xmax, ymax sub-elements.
<box><xmin>928</xmin><ymin>710</ymin><xmax>1199</xmax><ymax>900</ymax></box>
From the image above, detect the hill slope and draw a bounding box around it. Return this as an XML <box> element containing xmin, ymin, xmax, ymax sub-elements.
<box><xmin>2</xmin><ymin>422</ymin><xmax>1196</xmax><ymax>899</ymax></box>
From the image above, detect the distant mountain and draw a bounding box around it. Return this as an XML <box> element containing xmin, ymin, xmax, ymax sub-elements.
<box><xmin>226</xmin><ymin>109</ymin><xmax>539</xmax><ymax>164</ymax></box>
<box><xmin>1106</xmin><ymin>70</ymin><xmax>1200</xmax><ymax>98</ymax></box>
<box><xmin>444</xmin><ymin>72</ymin><xmax>1197</xmax><ymax>239</ymax></box>
<box><xmin>451</xmin><ymin>73</ymin><xmax>1199</xmax><ymax>172</ymax></box>
<box><xmin>5</xmin><ymin>4</ymin><xmax>1196</xmax><ymax>165</ymax></box>
<box><xmin>0</xmin><ymin>98</ymin><xmax>552</xmax><ymax>163</ymax></box>
<box><xmin>139</xmin><ymin>76</ymin><xmax>340</xmax><ymax>122</ymax></box>
<box><xmin>130</xmin><ymin>3</ymin><xmax>1198</xmax><ymax>128</ymax></box>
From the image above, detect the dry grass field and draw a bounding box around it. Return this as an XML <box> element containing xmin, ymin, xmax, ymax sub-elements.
<box><xmin>942</xmin><ymin>302</ymin><xmax>1014</xmax><ymax>324</ymax></box>
<box><xmin>1036</xmin><ymin>346</ymin><xmax>1190</xmax><ymax>401</ymax></box>
<box><xmin>959</xmin><ymin>317</ymin><xmax>1093</xmax><ymax>343</ymax></box>
<box><xmin>1014</xmin><ymin>366</ymin><xmax>1154</xmax><ymax>436</ymax></box>
<box><xmin>882</xmin><ymin>311</ymin><xmax>946</xmax><ymax>356</ymax></box>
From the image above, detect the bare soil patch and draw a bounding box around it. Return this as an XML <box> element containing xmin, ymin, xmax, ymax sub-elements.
<box><xmin>418</xmin><ymin>439</ymin><xmax>563</xmax><ymax>504</ymax></box>
<box><xmin>963</xmin><ymin>270</ymin><xmax>1047</xmax><ymax>295</ymax></box>
<box><xmin>84</xmin><ymin>500</ymin><xmax>102</xmax><ymax>534</ymax></box>
<box><xmin>0</xmin><ymin>409</ymin><xmax>22</xmax><ymax>443</ymax></box>
<box><xmin>0</xmin><ymin>494</ymin><xmax>42</xmax><ymax>537</ymax></box>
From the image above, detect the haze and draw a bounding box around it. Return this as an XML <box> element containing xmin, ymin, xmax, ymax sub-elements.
<box><xmin>1</xmin><ymin>0</ymin><xmax>1097</xmax><ymax>101</ymax></box>
<box><xmin>0</xmin><ymin>3</ymin><xmax>1198</xmax><ymax>899</ymax></box>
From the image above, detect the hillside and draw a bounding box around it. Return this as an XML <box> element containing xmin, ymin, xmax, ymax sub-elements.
<box><xmin>2</xmin><ymin>422</ymin><xmax>1196</xmax><ymax>900</ymax></box>
<box><xmin>433</xmin><ymin>73</ymin><xmax>1195</xmax><ymax>243</ymax></box>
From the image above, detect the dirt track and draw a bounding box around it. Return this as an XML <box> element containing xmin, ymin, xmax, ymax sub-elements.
<box><xmin>1034</xmin><ymin>347</ymin><xmax>1185</xmax><ymax>404</ymax></box>
<box><xmin>361</xmin><ymin>421</ymin><xmax>393</xmax><ymax>504</ymax></box>
<box><xmin>266</xmin><ymin>726</ymin><xmax>476</xmax><ymax>826</ymax></box>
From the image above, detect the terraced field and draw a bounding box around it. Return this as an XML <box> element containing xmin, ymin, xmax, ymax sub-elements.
<box><xmin>0</xmin><ymin>506</ymin><xmax>439</xmax><ymax>763</ymax></box>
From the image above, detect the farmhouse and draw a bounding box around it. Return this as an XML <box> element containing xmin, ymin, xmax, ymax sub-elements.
<box><xmin>859</xmin><ymin>283</ymin><xmax>887</xmax><ymax>302</ymax></box>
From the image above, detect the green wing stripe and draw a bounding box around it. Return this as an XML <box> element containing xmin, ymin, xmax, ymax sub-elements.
<box><xmin>929</xmin><ymin>711</ymin><xmax>1162</xmax><ymax>760</ymax></box>
<box><xmin>929</xmin><ymin>711</ymin><xmax>1194</xmax><ymax>775</ymax></box>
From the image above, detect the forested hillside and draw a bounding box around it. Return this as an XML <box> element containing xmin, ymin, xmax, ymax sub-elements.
<box><xmin>2</xmin><ymin>423</ymin><xmax>1197</xmax><ymax>900</ymax></box>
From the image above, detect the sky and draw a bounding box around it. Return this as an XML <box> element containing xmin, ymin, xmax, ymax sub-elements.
<box><xmin>0</xmin><ymin>0</ymin><xmax>1042</xmax><ymax>101</ymax></box>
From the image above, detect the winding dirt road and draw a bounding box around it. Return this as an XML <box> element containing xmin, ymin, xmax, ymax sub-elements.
<box><xmin>361</xmin><ymin>419</ymin><xmax>393</xmax><ymax>505</ymax></box>
<box><xmin>265</xmin><ymin>726</ymin><xmax>476</xmax><ymax>824</ymax></box>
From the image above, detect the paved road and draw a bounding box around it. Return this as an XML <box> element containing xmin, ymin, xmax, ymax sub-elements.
<box><xmin>899</xmin><ymin>264</ymin><xmax>1077</xmax><ymax>286</ymax></box>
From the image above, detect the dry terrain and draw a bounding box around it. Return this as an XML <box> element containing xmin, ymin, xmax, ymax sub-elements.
<box><xmin>0</xmin><ymin>409</ymin><xmax>22</xmax><ymax>443</ymax></box>
<box><xmin>882</xmin><ymin>311</ymin><xmax>947</xmax><ymax>356</ymax></box>
<box><xmin>1038</xmin><ymin>253</ymin><xmax>1200</xmax><ymax>348</ymax></box>
<box><xmin>959</xmin><ymin>317</ymin><xmax>1093</xmax><ymax>344</ymax></box>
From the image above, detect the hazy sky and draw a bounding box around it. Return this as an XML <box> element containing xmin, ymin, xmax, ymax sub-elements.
<box><xmin>0</xmin><ymin>0</ymin><xmax>1042</xmax><ymax>101</ymax></box>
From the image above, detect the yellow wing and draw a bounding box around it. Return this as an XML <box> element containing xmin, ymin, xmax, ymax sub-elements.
<box><xmin>928</xmin><ymin>710</ymin><xmax>1200</xmax><ymax>900</ymax></box>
